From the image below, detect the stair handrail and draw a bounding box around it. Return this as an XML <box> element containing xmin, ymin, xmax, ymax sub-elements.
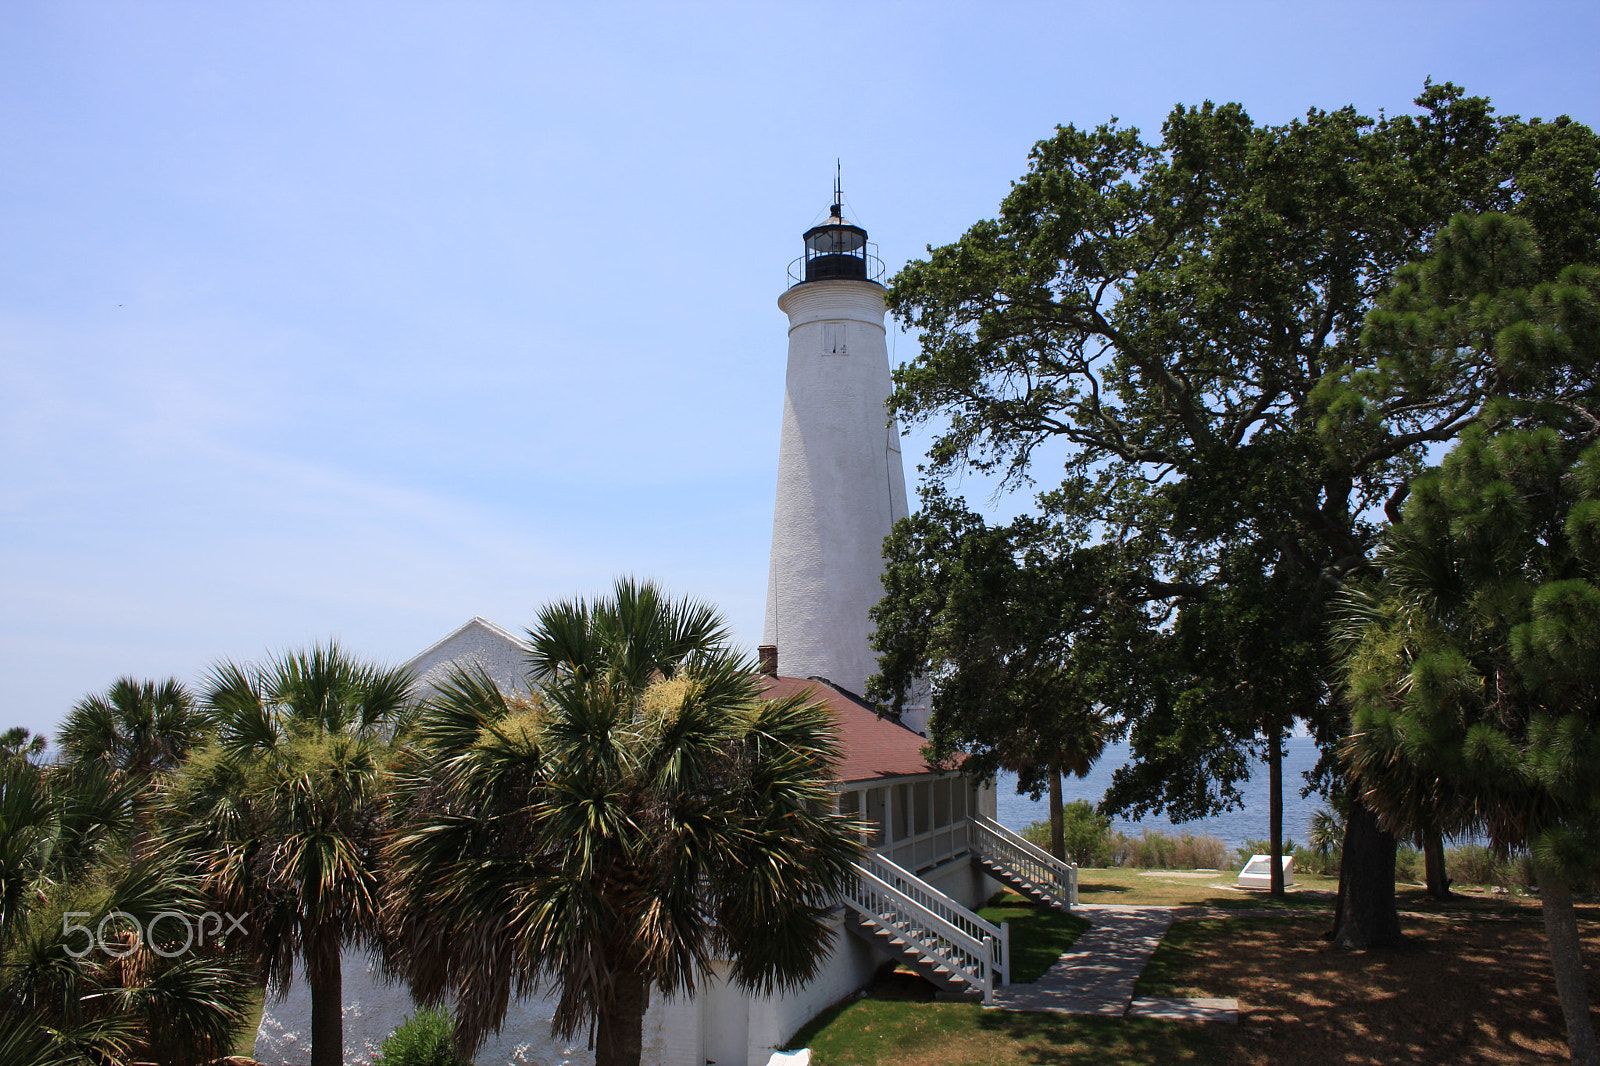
<box><xmin>845</xmin><ymin>861</ymin><xmax>997</xmax><ymax>1003</ymax></box>
<box><xmin>863</xmin><ymin>852</ymin><xmax>1005</xmax><ymax>944</ymax></box>
<box><xmin>970</xmin><ymin>814</ymin><xmax>1080</xmax><ymax>907</ymax></box>
<box><xmin>863</xmin><ymin>851</ymin><xmax>1009</xmax><ymax>989</ymax></box>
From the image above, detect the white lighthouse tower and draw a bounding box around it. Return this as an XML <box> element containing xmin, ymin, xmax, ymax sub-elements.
<box><xmin>762</xmin><ymin>186</ymin><xmax>909</xmax><ymax>699</ymax></box>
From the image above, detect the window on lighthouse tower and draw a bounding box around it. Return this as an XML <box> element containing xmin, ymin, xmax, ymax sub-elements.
<box><xmin>822</xmin><ymin>321</ymin><xmax>848</xmax><ymax>355</ymax></box>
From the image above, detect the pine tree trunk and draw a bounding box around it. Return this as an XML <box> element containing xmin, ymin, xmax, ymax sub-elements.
<box><xmin>307</xmin><ymin>931</ymin><xmax>343</xmax><ymax>1066</ymax></box>
<box><xmin>1423</xmin><ymin>827</ymin><xmax>1451</xmax><ymax>900</ymax></box>
<box><xmin>595</xmin><ymin>971</ymin><xmax>649</xmax><ymax>1066</ymax></box>
<box><xmin>1269</xmin><ymin>728</ymin><xmax>1285</xmax><ymax>898</ymax></box>
<box><xmin>1536</xmin><ymin>862</ymin><xmax>1600</xmax><ymax>1066</ymax></box>
<box><xmin>1048</xmin><ymin>766</ymin><xmax>1066</xmax><ymax>861</ymax></box>
<box><xmin>1330</xmin><ymin>794</ymin><xmax>1404</xmax><ymax>949</ymax></box>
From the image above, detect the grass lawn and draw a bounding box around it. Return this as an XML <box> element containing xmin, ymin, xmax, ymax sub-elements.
<box><xmin>788</xmin><ymin>998</ymin><xmax>1228</xmax><ymax>1066</ymax></box>
<box><xmin>1075</xmin><ymin>866</ymin><xmax>1338</xmax><ymax>909</ymax></box>
<box><xmin>792</xmin><ymin>883</ymin><xmax>1600</xmax><ymax>1065</ymax></box>
<box><xmin>977</xmin><ymin>893</ymin><xmax>1092</xmax><ymax>982</ymax></box>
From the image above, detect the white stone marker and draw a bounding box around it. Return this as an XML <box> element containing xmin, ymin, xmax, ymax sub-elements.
<box><xmin>1236</xmin><ymin>854</ymin><xmax>1296</xmax><ymax>890</ymax></box>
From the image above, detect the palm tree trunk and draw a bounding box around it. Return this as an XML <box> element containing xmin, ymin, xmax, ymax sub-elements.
<box><xmin>595</xmin><ymin>971</ymin><xmax>648</xmax><ymax>1066</ymax></box>
<box><xmin>1536</xmin><ymin>862</ymin><xmax>1600</xmax><ymax>1066</ymax></box>
<box><xmin>307</xmin><ymin>933</ymin><xmax>344</xmax><ymax>1066</ymax></box>
<box><xmin>1048</xmin><ymin>766</ymin><xmax>1066</xmax><ymax>861</ymax></box>
<box><xmin>1268</xmin><ymin>727</ymin><xmax>1284</xmax><ymax>898</ymax></box>
<box><xmin>1423</xmin><ymin>827</ymin><xmax>1451</xmax><ymax>899</ymax></box>
<box><xmin>1330</xmin><ymin>794</ymin><xmax>1404</xmax><ymax>949</ymax></box>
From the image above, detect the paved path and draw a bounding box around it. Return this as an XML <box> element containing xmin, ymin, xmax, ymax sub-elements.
<box><xmin>990</xmin><ymin>904</ymin><xmax>1237</xmax><ymax>1023</ymax></box>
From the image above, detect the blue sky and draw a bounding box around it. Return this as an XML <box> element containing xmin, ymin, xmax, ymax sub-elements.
<box><xmin>4</xmin><ymin>1</ymin><xmax>1598</xmax><ymax>740</ymax></box>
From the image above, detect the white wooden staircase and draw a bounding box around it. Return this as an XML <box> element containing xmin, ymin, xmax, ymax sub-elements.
<box><xmin>842</xmin><ymin>851</ymin><xmax>1009</xmax><ymax>1003</ymax></box>
<box><xmin>968</xmin><ymin>814</ymin><xmax>1079</xmax><ymax>912</ymax></box>
<box><xmin>841</xmin><ymin>816</ymin><xmax>1079</xmax><ymax>1003</ymax></box>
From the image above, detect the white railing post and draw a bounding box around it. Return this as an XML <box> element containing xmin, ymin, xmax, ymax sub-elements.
<box><xmin>1000</xmin><ymin>921</ymin><xmax>1010</xmax><ymax>987</ymax></box>
<box><xmin>982</xmin><ymin>935</ymin><xmax>995</xmax><ymax>1004</ymax></box>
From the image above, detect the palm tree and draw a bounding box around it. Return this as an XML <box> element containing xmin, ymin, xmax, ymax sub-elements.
<box><xmin>58</xmin><ymin>677</ymin><xmax>210</xmax><ymax>858</ymax></box>
<box><xmin>0</xmin><ymin>727</ymin><xmax>48</xmax><ymax>764</ymax></box>
<box><xmin>994</xmin><ymin>678</ymin><xmax>1109</xmax><ymax>862</ymax></box>
<box><xmin>384</xmin><ymin>578</ymin><xmax>862</xmax><ymax>1066</ymax></box>
<box><xmin>0</xmin><ymin>755</ymin><xmax>253</xmax><ymax>1063</ymax></box>
<box><xmin>171</xmin><ymin>642</ymin><xmax>415</xmax><ymax>1066</ymax></box>
<box><xmin>59</xmin><ymin>677</ymin><xmax>209</xmax><ymax>778</ymax></box>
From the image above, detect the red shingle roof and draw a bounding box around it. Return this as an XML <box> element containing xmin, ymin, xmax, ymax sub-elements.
<box><xmin>758</xmin><ymin>674</ymin><xmax>939</xmax><ymax>783</ymax></box>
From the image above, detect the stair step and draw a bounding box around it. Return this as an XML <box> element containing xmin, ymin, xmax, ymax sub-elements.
<box><xmin>974</xmin><ymin>859</ymin><xmax>1073</xmax><ymax>913</ymax></box>
<box><xmin>847</xmin><ymin>918</ymin><xmax>980</xmax><ymax>993</ymax></box>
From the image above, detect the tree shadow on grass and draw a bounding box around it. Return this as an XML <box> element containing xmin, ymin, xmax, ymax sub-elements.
<box><xmin>1134</xmin><ymin>914</ymin><xmax>1586</xmax><ymax>1064</ymax></box>
<box><xmin>1186</xmin><ymin>889</ymin><xmax>1334</xmax><ymax>911</ymax></box>
<box><xmin>784</xmin><ymin>997</ymin><xmax>854</xmax><ymax>1051</ymax></box>
<box><xmin>973</xmin><ymin>1010</ymin><xmax>1229</xmax><ymax>1064</ymax></box>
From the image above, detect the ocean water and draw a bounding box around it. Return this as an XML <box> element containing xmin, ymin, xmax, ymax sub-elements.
<box><xmin>993</xmin><ymin>735</ymin><xmax>1327</xmax><ymax>851</ymax></box>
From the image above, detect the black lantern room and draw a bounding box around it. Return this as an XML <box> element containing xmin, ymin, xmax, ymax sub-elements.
<box><xmin>802</xmin><ymin>206</ymin><xmax>870</xmax><ymax>281</ymax></box>
<box><xmin>788</xmin><ymin>177</ymin><xmax>885</xmax><ymax>287</ymax></box>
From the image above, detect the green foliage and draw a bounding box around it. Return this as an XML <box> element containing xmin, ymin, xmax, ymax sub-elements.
<box><xmin>0</xmin><ymin>727</ymin><xmax>47</xmax><ymax>764</ymax></box>
<box><xmin>59</xmin><ymin>677</ymin><xmax>209</xmax><ymax>778</ymax></box>
<box><xmin>1022</xmin><ymin>801</ymin><xmax>1113</xmax><ymax>866</ymax></box>
<box><xmin>1339</xmin><ymin>423</ymin><xmax>1600</xmax><ymax>880</ymax></box>
<box><xmin>376</xmin><ymin>1007</ymin><xmax>468</xmax><ymax>1066</ymax></box>
<box><xmin>1119</xmin><ymin>830</ymin><xmax>1230</xmax><ymax>871</ymax></box>
<box><xmin>1021</xmin><ymin>814</ymin><xmax>1228</xmax><ymax>869</ymax></box>
<box><xmin>869</xmin><ymin>496</ymin><xmax>1112</xmax><ymax>796</ymax></box>
<box><xmin>1235</xmin><ymin>839</ymin><xmax>1297</xmax><ymax>871</ymax></box>
<box><xmin>874</xmin><ymin>81</ymin><xmax>1600</xmax><ymax>849</ymax></box>
<box><xmin>169</xmin><ymin>641</ymin><xmax>416</xmax><ymax>1065</ymax></box>
<box><xmin>1290</xmin><ymin>844</ymin><xmax>1339</xmax><ymax>878</ymax></box>
<box><xmin>1335</xmin><ymin>196</ymin><xmax>1600</xmax><ymax>1056</ymax></box>
<box><xmin>1394</xmin><ymin>846</ymin><xmax>1421</xmax><ymax>884</ymax></box>
<box><xmin>1293</xmin><ymin>807</ymin><xmax>1345</xmax><ymax>876</ymax></box>
<box><xmin>0</xmin><ymin>756</ymin><xmax>253</xmax><ymax>1064</ymax></box>
<box><xmin>1440</xmin><ymin>845</ymin><xmax>1552</xmax><ymax>890</ymax></box>
<box><xmin>977</xmin><ymin>894</ymin><xmax>1091</xmax><ymax>983</ymax></box>
<box><xmin>385</xmin><ymin>578</ymin><xmax>863</xmax><ymax>1059</ymax></box>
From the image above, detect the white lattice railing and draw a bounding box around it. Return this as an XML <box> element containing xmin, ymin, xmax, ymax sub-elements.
<box><xmin>970</xmin><ymin>813</ymin><xmax>1079</xmax><ymax>908</ymax></box>
<box><xmin>845</xmin><ymin>861</ymin><xmax>1002</xmax><ymax>1003</ymax></box>
<box><xmin>862</xmin><ymin>851</ymin><xmax>1009</xmax><ymax>987</ymax></box>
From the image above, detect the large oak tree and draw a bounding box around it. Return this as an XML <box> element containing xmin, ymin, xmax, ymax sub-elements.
<box><xmin>870</xmin><ymin>84</ymin><xmax>1598</xmax><ymax>938</ymax></box>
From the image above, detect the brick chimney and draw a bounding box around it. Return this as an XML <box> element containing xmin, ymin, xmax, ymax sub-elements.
<box><xmin>757</xmin><ymin>645</ymin><xmax>778</xmax><ymax>677</ymax></box>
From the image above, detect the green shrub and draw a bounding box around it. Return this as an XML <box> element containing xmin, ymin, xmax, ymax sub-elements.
<box><xmin>1021</xmin><ymin>819</ymin><xmax>1052</xmax><ymax>851</ymax></box>
<box><xmin>1302</xmin><ymin>807</ymin><xmax>1344</xmax><ymax>876</ymax></box>
<box><xmin>1019</xmin><ymin>802</ymin><xmax>1116</xmax><ymax>866</ymax></box>
<box><xmin>1447</xmin><ymin>844</ymin><xmax>1506</xmax><ymax>887</ymax></box>
<box><xmin>1394</xmin><ymin>846</ymin><xmax>1421</xmax><ymax>884</ymax></box>
<box><xmin>1117</xmin><ymin>829</ymin><xmax>1229</xmax><ymax>870</ymax></box>
<box><xmin>1020</xmin><ymin>818</ymin><xmax>1227</xmax><ymax>869</ymax></box>
<box><xmin>376</xmin><ymin>1007</ymin><xmax>467</xmax><ymax>1066</ymax></box>
<box><xmin>1290</xmin><ymin>843</ymin><xmax>1339</xmax><ymax>877</ymax></box>
<box><xmin>1234</xmin><ymin>839</ymin><xmax>1296</xmax><ymax>871</ymax></box>
<box><xmin>1444</xmin><ymin>844</ymin><xmax>1541</xmax><ymax>889</ymax></box>
<box><xmin>1308</xmin><ymin>807</ymin><xmax>1344</xmax><ymax>855</ymax></box>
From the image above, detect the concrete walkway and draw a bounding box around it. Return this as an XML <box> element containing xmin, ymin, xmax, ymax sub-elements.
<box><xmin>990</xmin><ymin>904</ymin><xmax>1238</xmax><ymax>1024</ymax></box>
